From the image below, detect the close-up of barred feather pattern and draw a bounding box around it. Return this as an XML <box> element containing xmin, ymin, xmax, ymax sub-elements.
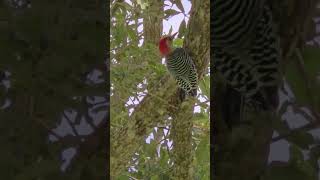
<box><xmin>213</xmin><ymin>0</ymin><xmax>280</xmax><ymax>110</ymax></box>
<box><xmin>166</xmin><ymin>47</ymin><xmax>198</xmax><ymax>97</ymax></box>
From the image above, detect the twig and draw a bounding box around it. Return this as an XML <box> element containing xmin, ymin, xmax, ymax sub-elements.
<box><xmin>63</xmin><ymin>110</ymin><xmax>79</xmax><ymax>136</ymax></box>
<box><xmin>271</xmin><ymin>121</ymin><xmax>320</xmax><ymax>143</ymax></box>
<box><xmin>33</xmin><ymin>117</ymin><xmax>62</xmax><ymax>140</ymax></box>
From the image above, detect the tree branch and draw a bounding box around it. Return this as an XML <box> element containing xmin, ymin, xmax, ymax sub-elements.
<box><xmin>170</xmin><ymin>0</ymin><xmax>209</xmax><ymax>179</ymax></box>
<box><xmin>110</xmin><ymin>0</ymin><xmax>210</xmax><ymax>178</ymax></box>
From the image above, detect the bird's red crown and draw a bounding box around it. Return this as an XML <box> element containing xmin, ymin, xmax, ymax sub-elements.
<box><xmin>159</xmin><ymin>32</ymin><xmax>177</xmax><ymax>56</ymax></box>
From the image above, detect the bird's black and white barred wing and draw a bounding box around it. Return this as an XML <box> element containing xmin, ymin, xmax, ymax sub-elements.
<box><xmin>166</xmin><ymin>48</ymin><xmax>198</xmax><ymax>96</ymax></box>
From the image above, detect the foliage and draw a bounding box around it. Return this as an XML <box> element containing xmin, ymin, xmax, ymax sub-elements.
<box><xmin>110</xmin><ymin>0</ymin><xmax>210</xmax><ymax>179</ymax></box>
<box><xmin>264</xmin><ymin>1</ymin><xmax>320</xmax><ymax>179</ymax></box>
<box><xmin>267</xmin><ymin>44</ymin><xmax>320</xmax><ymax>179</ymax></box>
<box><xmin>0</xmin><ymin>0</ymin><xmax>107</xmax><ymax>179</ymax></box>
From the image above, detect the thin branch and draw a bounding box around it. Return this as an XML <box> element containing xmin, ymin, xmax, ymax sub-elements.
<box><xmin>62</xmin><ymin>111</ymin><xmax>79</xmax><ymax>136</ymax></box>
<box><xmin>271</xmin><ymin>120</ymin><xmax>320</xmax><ymax>143</ymax></box>
<box><xmin>33</xmin><ymin>117</ymin><xmax>63</xmax><ymax>140</ymax></box>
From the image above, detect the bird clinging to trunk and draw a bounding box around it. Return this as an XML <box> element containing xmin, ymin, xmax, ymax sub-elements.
<box><xmin>159</xmin><ymin>32</ymin><xmax>198</xmax><ymax>101</ymax></box>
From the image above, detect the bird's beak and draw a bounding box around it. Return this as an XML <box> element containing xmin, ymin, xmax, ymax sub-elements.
<box><xmin>170</xmin><ymin>32</ymin><xmax>178</xmax><ymax>40</ymax></box>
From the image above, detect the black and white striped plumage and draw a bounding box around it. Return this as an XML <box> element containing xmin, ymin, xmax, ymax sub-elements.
<box><xmin>166</xmin><ymin>48</ymin><xmax>198</xmax><ymax>98</ymax></box>
<box><xmin>212</xmin><ymin>0</ymin><xmax>280</xmax><ymax>110</ymax></box>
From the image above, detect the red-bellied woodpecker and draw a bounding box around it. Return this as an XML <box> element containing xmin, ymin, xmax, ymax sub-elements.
<box><xmin>159</xmin><ymin>32</ymin><xmax>198</xmax><ymax>100</ymax></box>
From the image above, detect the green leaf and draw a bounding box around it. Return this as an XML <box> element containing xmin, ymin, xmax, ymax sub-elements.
<box><xmin>145</xmin><ymin>139</ymin><xmax>158</xmax><ymax>158</ymax></box>
<box><xmin>199</xmin><ymin>75</ymin><xmax>210</xmax><ymax>98</ymax></box>
<box><xmin>195</xmin><ymin>135</ymin><xmax>210</xmax><ymax>163</ymax></box>
<box><xmin>308</xmin><ymin>145</ymin><xmax>320</xmax><ymax>168</ymax></box>
<box><xmin>151</xmin><ymin>175</ymin><xmax>158</xmax><ymax>180</ymax></box>
<box><xmin>289</xmin><ymin>145</ymin><xmax>317</xmax><ymax>178</ymax></box>
<box><xmin>193</xmin><ymin>112</ymin><xmax>209</xmax><ymax>125</ymax></box>
<box><xmin>302</xmin><ymin>47</ymin><xmax>320</xmax><ymax>109</ymax></box>
<box><xmin>303</xmin><ymin>47</ymin><xmax>320</xmax><ymax>78</ymax></box>
<box><xmin>173</xmin><ymin>38</ymin><xmax>183</xmax><ymax>48</ymax></box>
<box><xmin>117</xmin><ymin>175</ymin><xmax>130</xmax><ymax>180</ymax></box>
<box><xmin>159</xmin><ymin>148</ymin><xmax>169</xmax><ymax>168</ymax></box>
<box><xmin>285</xmin><ymin>47</ymin><xmax>320</xmax><ymax>107</ymax></box>
<box><xmin>194</xmin><ymin>134</ymin><xmax>210</xmax><ymax>180</ymax></box>
<box><xmin>164</xmin><ymin>9</ymin><xmax>180</xmax><ymax>19</ymax></box>
<box><xmin>157</xmin><ymin>109</ymin><xmax>165</xmax><ymax>115</ymax></box>
<box><xmin>178</xmin><ymin>19</ymin><xmax>186</xmax><ymax>38</ymax></box>
<box><xmin>175</xmin><ymin>0</ymin><xmax>185</xmax><ymax>13</ymax></box>
<box><xmin>287</xmin><ymin>131</ymin><xmax>314</xmax><ymax>149</ymax></box>
<box><xmin>289</xmin><ymin>144</ymin><xmax>304</xmax><ymax>164</ymax></box>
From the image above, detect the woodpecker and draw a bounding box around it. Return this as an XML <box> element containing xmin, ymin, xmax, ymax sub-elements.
<box><xmin>159</xmin><ymin>32</ymin><xmax>198</xmax><ymax>100</ymax></box>
<box><xmin>212</xmin><ymin>0</ymin><xmax>281</xmax><ymax>125</ymax></box>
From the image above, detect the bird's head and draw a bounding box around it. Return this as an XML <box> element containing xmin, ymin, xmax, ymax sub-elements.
<box><xmin>159</xmin><ymin>32</ymin><xmax>178</xmax><ymax>57</ymax></box>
